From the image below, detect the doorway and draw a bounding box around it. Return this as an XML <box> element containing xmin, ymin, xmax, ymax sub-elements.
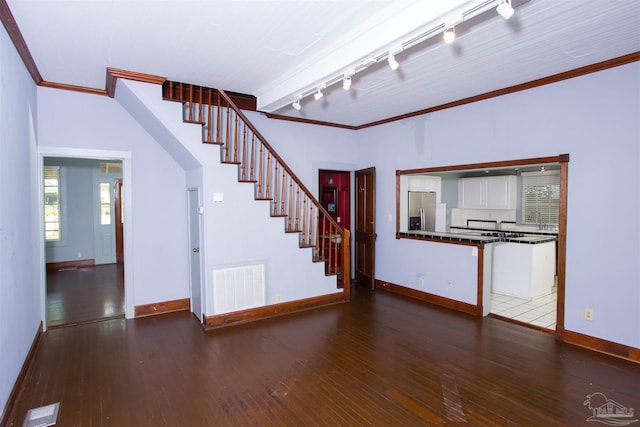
<box><xmin>42</xmin><ymin>156</ymin><xmax>125</xmax><ymax>327</ymax></box>
<box><xmin>355</xmin><ymin>167</ymin><xmax>376</xmax><ymax>289</ymax></box>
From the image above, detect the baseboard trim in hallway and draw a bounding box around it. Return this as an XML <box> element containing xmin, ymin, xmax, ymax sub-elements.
<box><xmin>135</xmin><ymin>298</ymin><xmax>190</xmax><ymax>318</ymax></box>
<box><xmin>0</xmin><ymin>322</ymin><xmax>43</xmax><ymax>427</ymax></box>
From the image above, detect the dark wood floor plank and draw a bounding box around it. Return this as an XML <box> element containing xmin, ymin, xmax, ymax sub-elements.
<box><xmin>5</xmin><ymin>285</ymin><xmax>640</xmax><ymax>426</ymax></box>
<box><xmin>46</xmin><ymin>264</ymin><xmax>124</xmax><ymax>327</ymax></box>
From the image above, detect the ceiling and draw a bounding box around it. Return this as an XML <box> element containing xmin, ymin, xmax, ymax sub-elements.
<box><xmin>6</xmin><ymin>0</ymin><xmax>640</xmax><ymax>127</ymax></box>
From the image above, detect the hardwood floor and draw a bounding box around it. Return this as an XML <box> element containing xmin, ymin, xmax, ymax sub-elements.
<box><xmin>46</xmin><ymin>264</ymin><xmax>124</xmax><ymax>327</ymax></box>
<box><xmin>7</xmin><ymin>285</ymin><xmax>640</xmax><ymax>426</ymax></box>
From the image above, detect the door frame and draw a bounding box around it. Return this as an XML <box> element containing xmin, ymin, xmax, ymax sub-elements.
<box><xmin>355</xmin><ymin>167</ymin><xmax>376</xmax><ymax>290</ymax></box>
<box><xmin>38</xmin><ymin>147</ymin><xmax>134</xmax><ymax>328</ymax></box>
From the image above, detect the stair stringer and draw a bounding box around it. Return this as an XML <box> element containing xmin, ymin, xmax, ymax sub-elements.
<box><xmin>115</xmin><ymin>79</ymin><xmax>340</xmax><ymax>317</ymax></box>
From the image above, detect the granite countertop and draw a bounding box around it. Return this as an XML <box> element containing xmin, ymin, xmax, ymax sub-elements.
<box><xmin>502</xmin><ymin>235</ymin><xmax>557</xmax><ymax>244</ymax></box>
<box><xmin>397</xmin><ymin>230</ymin><xmax>501</xmax><ymax>244</ymax></box>
<box><xmin>450</xmin><ymin>225</ymin><xmax>559</xmax><ymax>236</ymax></box>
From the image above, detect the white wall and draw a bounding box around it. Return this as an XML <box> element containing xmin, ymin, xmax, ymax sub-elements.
<box><xmin>357</xmin><ymin>62</ymin><xmax>640</xmax><ymax>348</ymax></box>
<box><xmin>36</xmin><ymin>87</ymin><xmax>190</xmax><ymax>311</ymax></box>
<box><xmin>0</xmin><ymin>25</ymin><xmax>42</xmax><ymax>419</ymax></box>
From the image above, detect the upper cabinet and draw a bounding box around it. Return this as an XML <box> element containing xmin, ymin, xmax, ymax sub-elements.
<box><xmin>458</xmin><ymin>176</ymin><xmax>517</xmax><ymax>210</ymax></box>
<box><xmin>407</xmin><ymin>175</ymin><xmax>442</xmax><ymax>202</ymax></box>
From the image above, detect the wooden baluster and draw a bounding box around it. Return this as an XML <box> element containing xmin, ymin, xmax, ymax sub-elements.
<box><xmin>308</xmin><ymin>202</ymin><xmax>314</xmax><ymax>248</ymax></box>
<box><xmin>265</xmin><ymin>152</ymin><xmax>271</xmax><ymax>200</ymax></box>
<box><xmin>249</xmin><ymin>135</ymin><xmax>255</xmax><ymax>182</ymax></box>
<box><xmin>179</xmin><ymin>82</ymin><xmax>183</xmax><ymax>103</ymax></box>
<box><xmin>273</xmin><ymin>162</ymin><xmax>279</xmax><ymax>215</ymax></box>
<box><xmin>198</xmin><ymin>86</ymin><xmax>203</xmax><ymax>123</ymax></box>
<box><xmin>321</xmin><ymin>213</ymin><xmax>326</xmax><ymax>259</ymax></box>
<box><xmin>301</xmin><ymin>196</ymin><xmax>307</xmax><ymax>245</ymax></box>
<box><xmin>225</xmin><ymin>108</ymin><xmax>231</xmax><ymax>162</ymax></box>
<box><xmin>188</xmin><ymin>85</ymin><xmax>193</xmax><ymax>122</ymax></box>
<box><xmin>257</xmin><ymin>143</ymin><xmax>264</xmax><ymax>198</ymax></box>
<box><xmin>287</xmin><ymin>178</ymin><xmax>294</xmax><ymax>230</ymax></box>
<box><xmin>206</xmin><ymin>89</ymin><xmax>213</xmax><ymax>142</ymax></box>
<box><xmin>280</xmin><ymin>170</ymin><xmax>286</xmax><ymax>216</ymax></box>
<box><xmin>241</xmin><ymin>125</ymin><xmax>247</xmax><ymax>181</ymax></box>
<box><xmin>216</xmin><ymin>91</ymin><xmax>222</xmax><ymax>143</ymax></box>
<box><xmin>295</xmin><ymin>186</ymin><xmax>300</xmax><ymax>231</ymax></box>
<box><xmin>233</xmin><ymin>114</ymin><xmax>239</xmax><ymax>163</ymax></box>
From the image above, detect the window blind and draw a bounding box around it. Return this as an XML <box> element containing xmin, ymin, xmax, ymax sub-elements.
<box><xmin>521</xmin><ymin>171</ymin><xmax>560</xmax><ymax>225</ymax></box>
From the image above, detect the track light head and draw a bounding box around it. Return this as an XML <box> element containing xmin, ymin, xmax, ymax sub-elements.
<box><xmin>443</xmin><ymin>26</ymin><xmax>456</xmax><ymax>44</ymax></box>
<box><xmin>496</xmin><ymin>0</ymin><xmax>514</xmax><ymax>19</ymax></box>
<box><xmin>387</xmin><ymin>54</ymin><xmax>399</xmax><ymax>71</ymax></box>
<box><xmin>342</xmin><ymin>75</ymin><xmax>352</xmax><ymax>90</ymax></box>
<box><xmin>313</xmin><ymin>86</ymin><xmax>324</xmax><ymax>101</ymax></box>
<box><xmin>292</xmin><ymin>97</ymin><xmax>301</xmax><ymax>111</ymax></box>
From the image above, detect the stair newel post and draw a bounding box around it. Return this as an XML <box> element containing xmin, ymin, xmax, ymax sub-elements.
<box><xmin>341</xmin><ymin>229</ymin><xmax>351</xmax><ymax>298</ymax></box>
<box><xmin>249</xmin><ymin>134</ymin><xmax>255</xmax><ymax>182</ymax></box>
<box><xmin>272</xmin><ymin>161</ymin><xmax>279</xmax><ymax>216</ymax></box>
<box><xmin>216</xmin><ymin>91</ymin><xmax>222</xmax><ymax>143</ymax></box>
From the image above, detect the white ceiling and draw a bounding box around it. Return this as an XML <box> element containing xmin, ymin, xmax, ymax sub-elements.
<box><xmin>6</xmin><ymin>0</ymin><xmax>640</xmax><ymax>127</ymax></box>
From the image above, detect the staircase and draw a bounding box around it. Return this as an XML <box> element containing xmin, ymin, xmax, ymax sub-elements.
<box><xmin>163</xmin><ymin>81</ymin><xmax>350</xmax><ymax>294</ymax></box>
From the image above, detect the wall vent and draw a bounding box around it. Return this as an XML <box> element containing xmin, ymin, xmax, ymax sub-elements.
<box><xmin>212</xmin><ymin>264</ymin><xmax>265</xmax><ymax>314</ymax></box>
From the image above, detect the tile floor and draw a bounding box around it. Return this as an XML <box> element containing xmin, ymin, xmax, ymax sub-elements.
<box><xmin>490</xmin><ymin>289</ymin><xmax>557</xmax><ymax>330</ymax></box>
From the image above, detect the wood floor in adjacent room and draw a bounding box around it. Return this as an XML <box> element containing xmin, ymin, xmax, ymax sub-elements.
<box><xmin>46</xmin><ymin>264</ymin><xmax>125</xmax><ymax>328</ymax></box>
<box><xmin>7</xmin><ymin>285</ymin><xmax>640</xmax><ymax>426</ymax></box>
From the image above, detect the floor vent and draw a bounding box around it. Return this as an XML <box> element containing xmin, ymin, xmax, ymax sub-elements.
<box><xmin>23</xmin><ymin>402</ymin><xmax>60</xmax><ymax>427</ymax></box>
<box><xmin>212</xmin><ymin>264</ymin><xmax>265</xmax><ymax>314</ymax></box>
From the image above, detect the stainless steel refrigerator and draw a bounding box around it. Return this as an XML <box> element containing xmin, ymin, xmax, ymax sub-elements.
<box><xmin>408</xmin><ymin>191</ymin><xmax>437</xmax><ymax>232</ymax></box>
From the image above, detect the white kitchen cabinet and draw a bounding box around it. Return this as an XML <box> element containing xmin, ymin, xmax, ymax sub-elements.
<box><xmin>458</xmin><ymin>176</ymin><xmax>516</xmax><ymax>209</ymax></box>
<box><xmin>408</xmin><ymin>175</ymin><xmax>442</xmax><ymax>202</ymax></box>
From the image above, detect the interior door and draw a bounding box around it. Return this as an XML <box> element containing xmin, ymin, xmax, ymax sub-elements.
<box><xmin>94</xmin><ymin>179</ymin><xmax>116</xmax><ymax>265</ymax></box>
<box><xmin>355</xmin><ymin>167</ymin><xmax>376</xmax><ymax>289</ymax></box>
<box><xmin>188</xmin><ymin>189</ymin><xmax>203</xmax><ymax>321</ymax></box>
<box><xmin>114</xmin><ymin>179</ymin><xmax>124</xmax><ymax>263</ymax></box>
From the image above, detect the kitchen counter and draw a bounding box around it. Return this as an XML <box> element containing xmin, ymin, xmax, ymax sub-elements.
<box><xmin>450</xmin><ymin>225</ymin><xmax>558</xmax><ymax>236</ymax></box>
<box><xmin>397</xmin><ymin>230</ymin><xmax>501</xmax><ymax>244</ymax></box>
<box><xmin>503</xmin><ymin>235</ymin><xmax>557</xmax><ymax>244</ymax></box>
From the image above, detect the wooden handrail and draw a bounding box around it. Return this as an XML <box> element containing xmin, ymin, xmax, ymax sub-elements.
<box><xmin>217</xmin><ymin>90</ymin><xmax>343</xmax><ymax>232</ymax></box>
<box><xmin>170</xmin><ymin>82</ymin><xmax>349</xmax><ymax>292</ymax></box>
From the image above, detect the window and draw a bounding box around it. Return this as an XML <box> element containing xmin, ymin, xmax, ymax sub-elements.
<box><xmin>44</xmin><ymin>166</ymin><xmax>61</xmax><ymax>241</ymax></box>
<box><xmin>521</xmin><ymin>171</ymin><xmax>560</xmax><ymax>225</ymax></box>
<box><xmin>100</xmin><ymin>182</ymin><xmax>111</xmax><ymax>225</ymax></box>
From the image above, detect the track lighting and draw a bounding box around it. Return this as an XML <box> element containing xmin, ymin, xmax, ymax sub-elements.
<box><xmin>266</xmin><ymin>0</ymin><xmax>522</xmax><ymax>113</ymax></box>
<box><xmin>313</xmin><ymin>86</ymin><xmax>324</xmax><ymax>101</ymax></box>
<box><xmin>387</xmin><ymin>54</ymin><xmax>399</xmax><ymax>71</ymax></box>
<box><xmin>496</xmin><ymin>0</ymin><xmax>514</xmax><ymax>19</ymax></box>
<box><xmin>342</xmin><ymin>75</ymin><xmax>352</xmax><ymax>90</ymax></box>
<box><xmin>443</xmin><ymin>26</ymin><xmax>456</xmax><ymax>44</ymax></box>
<box><xmin>443</xmin><ymin>14</ymin><xmax>463</xmax><ymax>44</ymax></box>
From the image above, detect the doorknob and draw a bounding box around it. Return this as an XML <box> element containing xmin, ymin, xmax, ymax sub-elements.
<box><xmin>192</xmin><ymin>247</ymin><xmax>200</xmax><ymax>253</ymax></box>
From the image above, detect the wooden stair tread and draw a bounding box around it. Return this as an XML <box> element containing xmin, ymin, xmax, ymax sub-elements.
<box><xmin>221</xmin><ymin>160</ymin><xmax>242</xmax><ymax>165</ymax></box>
<box><xmin>203</xmin><ymin>140</ymin><xmax>224</xmax><ymax>145</ymax></box>
<box><xmin>184</xmin><ymin>119</ymin><xmax>206</xmax><ymax>125</ymax></box>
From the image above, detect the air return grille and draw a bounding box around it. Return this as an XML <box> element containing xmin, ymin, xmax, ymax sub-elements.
<box><xmin>212</xmin><ymin>264</ymin><xmax>265</xmax><ymax>314</ymax></box>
